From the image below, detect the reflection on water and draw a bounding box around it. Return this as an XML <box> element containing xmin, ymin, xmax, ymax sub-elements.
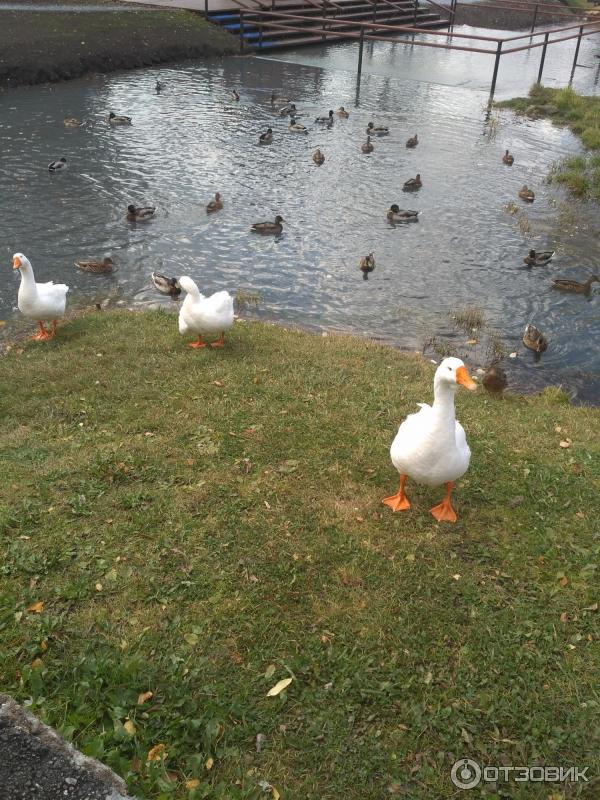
<box><xmin>0</xmin><ymin>28</ymin><xmax>599</xmax><ymax>402</ymax></box>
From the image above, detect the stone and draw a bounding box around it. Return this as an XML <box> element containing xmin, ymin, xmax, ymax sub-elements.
<box><xmin>0</xmin><ymin>694</ymin><xmax>131</xmax><ymax>800</ymax></box>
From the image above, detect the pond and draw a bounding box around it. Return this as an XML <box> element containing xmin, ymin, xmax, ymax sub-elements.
<box><xmin>1</xmin><ymin>22</ymin><xmax>599</xmax><ymax>402</ymax></box>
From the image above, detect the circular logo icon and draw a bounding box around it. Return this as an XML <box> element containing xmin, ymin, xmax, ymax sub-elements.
<box><xmin>451</xmin><ymin>758</ymin><xmax>482</xmax><ymax>790</ymax></box>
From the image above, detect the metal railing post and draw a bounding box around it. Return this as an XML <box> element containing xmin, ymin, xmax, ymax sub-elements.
<box><xmin>357</xmin><ymin>26</ymin><xmax>365</xmax><ymax>76</ymax></box>
<box><xmin>537</xmin><ymin>31</ymin><xmax>549</xmax><ymax>85</ymax></box>
<box><xmin>413</xmin><ymin>0</ymin><xmax>418</xmax><ymax>24</ymax></box>
<box><xmin>322</xmin><ymin>0</ymin><xmax>327</xmax><ymax>40</ymax></box>
<box><xmin>530</xmin><ymin>3</ymin><xmax>538</xmax><ymax>34</ymax></box>
<box><xmin>489</xmin><ymin>39</ymin><xmax>502</xmax><ymax>100</ymax></box>
<box><xmin>239</xmin><ymin>11</ymin><xmax>244</xmax><ymax>53</ymax></box>
<box><xmin>204</xmin><ymin>0</ymin><xmax>208</xmax><ymax>16</ymax></box>
<box><xmin>571</xmin><ymin>25</ymin><xmax>583</xmax><ymax>71</ymax></box>
<box><xmin>372</xmin><ymin>0</ymin><xmax>377</xmax><ymax>23</ymax></box>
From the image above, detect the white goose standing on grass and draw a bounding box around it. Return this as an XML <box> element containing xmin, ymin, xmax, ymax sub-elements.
<box><xmin>178</xmin><ymin>276</ymin><xmax>234</xmax><ymax>349</ymax></box>
<box><xmin>383</xmin><ymin>357</ymin><xmax>476</xmax><ymax>523</ymax></box>
<box><xmin>12</xmin><ymin>253</ymin><xmax>69</xmax><ymax>340</ymax></box>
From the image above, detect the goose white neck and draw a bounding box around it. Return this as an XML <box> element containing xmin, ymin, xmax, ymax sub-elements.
<box><xmin>18</xmin><ymin>262</ymin><xmax>37</xmax><ymax>291</ymax></box>
<box><xmin>432</xmin><ymin>376</ymin><xmax>457</xmax><ymax>421</ymax></box>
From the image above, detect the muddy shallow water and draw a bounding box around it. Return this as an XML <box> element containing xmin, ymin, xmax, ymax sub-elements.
<box><xmin>1</xmin><ymin>26</ymin><xmax>599</xmax><ymax>402</ymax></box>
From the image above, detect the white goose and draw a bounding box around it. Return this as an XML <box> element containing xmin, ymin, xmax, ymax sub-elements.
<box><xmin>383</xmin><ymin>357</ymin><xmax>476</xmax><ymax>523</ymax></box>
<box><xmin>13</xmin><ymin>253</ymin><xmax>69</xmax><ymax>340</ymax></box>
<box><xmin>178</xmin><ymin>276</ymin><xmax>234</xmax><ymax>349</ymax></box>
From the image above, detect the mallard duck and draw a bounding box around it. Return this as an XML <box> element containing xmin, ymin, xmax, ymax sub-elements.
<box><xmin>482</xmin><ymin>364</ymin><xmax>507</xmax><ymax>393</ymax></box>
<box><xmin>502</xmin><ymin>149</ymin><xmax>514</xmax><ymax>165</ymax></box>
<box><xmin>155</xmin><ymin>80</ymin><xmax>166</xmax><ymax>93</ymax></box>
<box><xmin>337</xmin><ymin>106</ymin><xmax>349</xmax><ymax>118</ymax></box>
<box><xmin>383</xmin><ymin>357</ymin><xmax>476</xmax><ymax>523</ymax></box>
<box><xmin>12</xmin><ymin>253</ymin><xmax>69</xmax><ymax>341</ymax></box>
<box><xmin>523</xmin><ymin>323</ymin><xmax>547</xmax><ymax>353</ymax></box>
<box><xmin>178</xmin><ymin>276</ymin><xmax>234</xmax><ymax>348</ymax></box>
<box><xmin>127</xmin><ymin>204</ymin><xmax>156</xmax><ymax>222</ymax></box>
<box><xmin>316</xmin><ymin>110</ymin><xmax>334</xmax><ymax>124</ymax></box>
<box><xmin>406</xmin><ymin>134</ymin><xmax>418</xmax><ymax>148</ymax></box>
<box><xmin>289</xmin><ymin>118</ymin><xmax>307</xmax><ymax>133</ymax></box>
<box><xmin>403</xmin><ymin>174</ymin><xmax>422</xmax><ymax>191</ymax></box>
<box><xmin>524</xmin><ymin>249</ymin><xmax>554</xmax><ymax>266</ymax></box>
<box><xmin>74</xmin><ymin>257</ymin><xmax>114</xmax><ymax>274</ymax></box>
<box><xmin>64</xmin><ymin>118</ymin><xmax>84</xmax><ymax>128</ymax></box>
<box><xmin>259</xmin><ymin>127</ymin><xmax>273</xmax><ymax>144</ymax></box>
<box><xmin>387</xmin><ymin>204</ymin><xmax>419</xmax><ymax>222</ymax></box>
<box><xmin>518</xmin><ymin>185</ymin><xmax>534</xmax><ymax>202</ymax></box>
<box><xmin>552</xmin><ymin>275</ymin><xmax>599</xmax><ymax>294</ymax></box>
<box><xmin>231</xmin><ymin>89</ymin><xmax>240</xmax><ymax>102</ymax></box>
<box><xmin>279</xmin><ymin>102</ymin><xmax>297</xmax><ymax>117</ymax></box>
<box><xmin>48</xmin><ymin>157</ymin><xmax>67</xmax><ymax>173</ymax></box>
<box><xmin>366</xmin><ymin>122</ymin><xmax>389</xmax><ymax>136</ymax></box>
<box><xmin>206</xmin><ymin>192</ymin><xmax>223</xmax><ymax>214</ymax></box>
<box><xmin>107</xmin><ymin>112</ymin><xmax>132</xmax><ymax>126</ymax></box>
<box><xmin>312</xmin><ymin>149</ymin><xmax>325</xmax><ymax>165</ymax></box>
<box><xmin>359</xmin><ymin>253</ymin><xmax>375</xmax><ymax>280</ymax></box>
<box><xmin>251</xmin><ymin>216</ymin><xmax>284</xmax><ymax>235</ymax></box>
<box><xmin>151</xmin><ymin>272</ymin><xmax>181</xmax><ymax>299</ymax></box>
<box><xmin>361</xmin><ymin>136</ymin><xmax>374</xmax><ymax>154</ymax></box>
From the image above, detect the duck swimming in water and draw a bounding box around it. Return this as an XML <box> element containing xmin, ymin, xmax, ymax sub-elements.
<box><xmin>74</xmin><ymin>257</ymin><xmax>114</xmax><ymax>274</ymax></box>
<box><xmin>359</xmin><ymin>253</ymin><xmax>375</xmax><ymax>280</ymax></box>
<box><xmin>206</xmin><ymin>192</ymin><xmax>223</xmax><ymax>214</ymax></box>
<box><xmin>251</xmin><ymin>216</ymin><xmax>285</xmax><ymax>235</ymax></box>
<box><xmin>523</xmin><ymin>249</ymin><xmax>554</xmax><ymax>267</ymax></box>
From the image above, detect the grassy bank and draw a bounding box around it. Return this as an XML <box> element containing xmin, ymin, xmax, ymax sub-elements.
<box><xmin>1</xmin><ymin>311</ymin><xmax>599</xmax><ymax>799</ymax></box>
<box><xmin>0</xmin><ymin>3</ymin><xmax>237</xmax><ymax>88</ymax></box>
<box><xmin>498</xmin><ymin>85</ymin><xmax>600</xmax><ymax>201</ymax></box>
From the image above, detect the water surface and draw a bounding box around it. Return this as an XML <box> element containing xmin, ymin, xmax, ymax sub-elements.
<box><xmin>1</xmin><ymin>26</ymin><xmax>599</xmax><ymax>401</ymax></box>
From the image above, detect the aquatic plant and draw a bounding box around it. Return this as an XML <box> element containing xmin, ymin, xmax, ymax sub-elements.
<box><xmin>452</xmin><ymin>306</ymin><xmax>486</xmax><ymax>333</ymax></box>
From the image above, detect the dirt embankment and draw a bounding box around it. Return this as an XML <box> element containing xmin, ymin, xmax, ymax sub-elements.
<box><xmin>0</xmin><ymin>4</ymin><xmax>238</xmax><ymax>88</ymax></box>
<box><xmin>455</xmin><ymin>0</ymin><xmax>584</xmax><ymax>30</ymax></box>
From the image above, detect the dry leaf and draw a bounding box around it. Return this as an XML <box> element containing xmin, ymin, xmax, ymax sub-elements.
<box><xmin>184</xmin><ymin>632</ymin><xmax>199</xmax><ymax>646</ymax></box>
<box><xmin>26</xmin><ymin>601</ymin><xmax>44</xmax><ymax>613</ymax></box>
<box><xmin>466</xmin><ymin>339</ymin><xmax>478</xmax><ymax>345</ymax></box>
<box><xmin>271</xmin><ymin>788</ymin><xmax>280</xmax><ymax>800</ymax></box>
<box><xmin>267</xmin><ymin>677</ymin><xmax>293</xmax><ymax>697</ymax></box>
<box><xmin>205</xmin><ymin>757</ymin><xmax>214</xmax><ymax>771</ymax></box>
<box><xmin>124</xmin><ymin>719</ymin><xmax>136</xmax><ymax>736</ymax></box>
<box><xmin>559</xmin><ymin>440</ymin><xmax>572</xmax><ymax>449</ymax></box>
<box><xmin>559</xmin><ymin>576</ymin><xmax>569</xmax><ymax>587</ymax></box>
<box><xmin>95</xmin><ymin>583</ymin><xmax>103</xmax><ymax>592</ymax></box>
<box><xmin>560</xmin><ymin>612</ymin><xmax>568</xmax><ymax>623</ymax></box>
<box><xmin>147</xmin><ymin>743</ymin><xmax>167</xmax><ymax>762</ymax></box>
<box><xmin>583</xmin><ymin>603</ymin><xmax>598</xmax><ymax>612</ymax></box>
<box><xmin>186</xmin><ymin>458</ymin><xmax>195</xmax><ymax>466</ymax></box>
<box><xmin>212</xmin><ymin>380</ymin><xmax>224</xmax><ymax>387</ymax></box>
<box><xmin>186</xmin><ymin>779</ymin><xmax>200</xmax><ymax>790</ymax></box>
<box><xmin>40</xmin><ymin>640</ymin><xmax>48</xmax><ymax>653</ymax></box>
<box><xmin>264</xmin><ymin>664</ymin><xmax>276</xmax><ymax>679</ymax></box>
<box><xmin>137</xmin><ymin>691</ymin><xmax>153</xmax><ymax>705</ymax></box>
<box><xmin>31</xmin><ymin>658</ymin><xmax>43</xmax><ymax>669</ymax></box>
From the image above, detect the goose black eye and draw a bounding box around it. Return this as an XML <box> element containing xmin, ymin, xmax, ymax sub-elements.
<box><xmin>447</xmin><ymin>366</ymin><xmax>452</xmax><ymax>371</ymax></box>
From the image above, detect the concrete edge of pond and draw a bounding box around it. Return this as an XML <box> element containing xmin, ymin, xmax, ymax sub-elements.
<box><xmin>0</xmin><ymin>693</ymin><xmax>133</xmax><ymax>800</ymax></box>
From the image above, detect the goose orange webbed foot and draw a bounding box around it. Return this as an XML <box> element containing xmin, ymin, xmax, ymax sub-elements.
<box><xmin>188</xmin><ymin>335</ymin><xmax>206</xmax><ymax>349</ymax></box>
<box><xmin>430</xmin><ymin>482</ymin><xmax>458</xmax><ymax>523</ymax></box>
<box><xmin>32</xmin><ymin>322</ymin><xmax>51</xmax><ymax>341</ymax></box>
<box><xmin>382</xmin><ymin>474</ymin><xmax>411</xmax><ymax>512</ymax></box>
<box><xmin>210</xmin><ymin>332</ymin><xmax>225</xmax><ymax>348</ymax></box>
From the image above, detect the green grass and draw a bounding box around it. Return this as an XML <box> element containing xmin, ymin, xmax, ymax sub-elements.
<box><xmin>498</xmin><ymin>85</ymin><xmax>600</xmax><ymax>201</ymax></box>
<box><xmin>1</xmin><ymin>311</ymin><xmax>600</xmax><ymax>799</ymax></box>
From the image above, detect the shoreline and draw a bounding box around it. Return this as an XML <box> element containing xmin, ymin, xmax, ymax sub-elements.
<box><xmin>1</xmin><ymin>303</ymin><xmax>592</xmax><ymax>406</ymax></box>
<box><xmin>0</xmin><ymin>3</ymin><xmax>238</xmax><ymax>88</ymax></box>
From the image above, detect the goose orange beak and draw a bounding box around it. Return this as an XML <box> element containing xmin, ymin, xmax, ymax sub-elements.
<box><xmin>13</xmin><ymin>256</ymin><xmax>22</xmax><ymax>270</ymax></box>
<box><xmin>456</xmin><ymin>366</ymin><xmax>477</xmax><ymax>391</ymax></box>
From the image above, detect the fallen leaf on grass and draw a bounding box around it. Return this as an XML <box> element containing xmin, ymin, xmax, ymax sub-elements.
<box><xmin>31</xmin><ymin>658</ymin><xmax>43</xmax><ymax>669</ymax></box>
<box><xmin>124</xmin><ymin>720</ymin><xmax>136</xmax><ymax>736</ymax></box>
<box><xmin>205</xmin><ymin>757</ymin><xmax>214</xmax><ymax>771</ymax></box>
<box><xmin>147</xmin><ymin>743</ymin><xmax>167</xmax><ymax>762</ymax></box>
<box><xmin>212</xmin><ymin>380</ymin><xmax>224</xmax><ymax>387</ymax></box>
<box><xmin>583</xmin><ymin>603</ymin><xmax>598</xmax><ymax>612</ymax></box>
<box><xmin>267</xmin><ymin>677</ymin><xmax>293</xmax><ymax>697</ymax></box>
<box><xmin>559</xmin><ymin>576</ymin><xmax>569</xmax><ymax>586</ymax></box>
<box><xmin>137</xmin><ymin>691</ymin><xmax>153</xmax><ymax>705</ymax></box>
<box><xmin>26</xmin><ymin>601</ymin><xmax>44</xmax><ymax>613</ymax></box>
<box><xmin>560</xmin><ymin>612</ymin><xmax>568</xmax><ymax>623</ymax></box>
<box><xmin>186</xmin><ymin>779</ymin><xmax>200</xmax><ymax>790</ymax></box>
<box><xmin>559</xmin><ymin>440</ymin><xmax>572</xmax><ymax>449</ymax></box>
<box><xmin>264</xmin><ymin>664</ymin><xmax>276</xmax><ymax>679</ymax></box>
<box><xmin>184</xmin><ymin>632</ymin><xmax>199</xmax><ymax>646</ymax></box>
